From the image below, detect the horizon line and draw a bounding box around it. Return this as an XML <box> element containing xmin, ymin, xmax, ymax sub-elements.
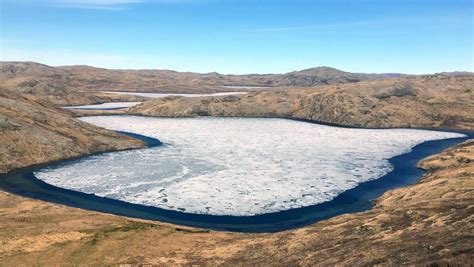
<box><xmin>1</xmin><ymin>60</ymin><xmax>473</xmax><ymax>76</ymax></box>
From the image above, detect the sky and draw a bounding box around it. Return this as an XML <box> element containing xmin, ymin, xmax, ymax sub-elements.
<box><xmin>0</xmin><ymin>0</ymin><xmax>472</xmax><ymax>74</ymax></box>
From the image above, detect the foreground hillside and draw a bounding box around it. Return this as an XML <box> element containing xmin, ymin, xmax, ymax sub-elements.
<box><xmin>0</xmin><ymin>88</ymin><xmax>143</xmax><ymax>173</ymax></box>
<box><xmin>130</xmin><ymin>74</ymin><xmax>474</xmax><ymax>130</ymax></box>
<box><xmin>1</xmin><ymin>139</ymin><xmax>472</xmax><ymax>265</ymax></box>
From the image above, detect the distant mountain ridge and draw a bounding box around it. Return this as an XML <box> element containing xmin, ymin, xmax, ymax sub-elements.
<box><xmin>0</xmin><ymin>61</ymin><xmax>471</xmax><ymax>93</ymax></box>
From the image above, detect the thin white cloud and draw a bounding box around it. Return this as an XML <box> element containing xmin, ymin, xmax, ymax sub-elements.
<box><xmin>52</xmin><ymin>4</ymin><xmax>128</xmax><ymax>10</ymax></box>
<box><xmin>0</xmin><ymin>0</ymin><xmax>141</xmax><ymax>10</ymax></box>
<box><xmin>57</xmin><ymin>0</ymin><xmax>143</xmax><ymax>5</ymax></box>
<box><xmin>249</xmin><ymin>15</ymin><xmax>472</xmax><ymax>33</ymax></box>
<box><xmin>250</xmin><ymin>21</ymin><xmax>384</xmax><ymax>32</ymax></box>
<box><xmin>5</xmin><ymin>0</ymin><xmax>197</xmax><ymax>10</ymax></box>
<box><xmin>49</xmin><ymin>0</ymin><xmax>143</xmax><ymax>9</ymax></box>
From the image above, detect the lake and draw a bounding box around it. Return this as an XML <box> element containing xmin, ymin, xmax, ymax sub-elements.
<box><xmin>0</xmin><ymin>116</ymin><xmax>469</xmax><ymax>232</ymax></box>
<box><xmin>63</xmin><ymin>91</ymin><xmax>248</xmax><ymax>110</ymax></box>
<box><xmin>102</xmin><ymin>91</ymin><xmax>248</xmax><ymax>98</ymax></box>
<box><xmin>62</xmin><ymin>102</ymin><xmax>143</xmax><ymax>110</ymax></box>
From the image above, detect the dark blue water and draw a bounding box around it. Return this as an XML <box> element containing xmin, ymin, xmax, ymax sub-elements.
<box><xmin>0</xmin><ymin>129</ymin><xmax>471</xmax><ymax>233</ymax></box>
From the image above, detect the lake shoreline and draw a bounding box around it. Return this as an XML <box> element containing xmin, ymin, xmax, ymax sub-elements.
<box><xmin>1</xmin><ymin>117</ymin><xmax>471</xmax><ymax>233</ymax></box>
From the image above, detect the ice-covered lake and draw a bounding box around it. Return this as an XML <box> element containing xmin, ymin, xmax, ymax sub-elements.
<box><xmin>63</xmin><ymin>92</ymin><xmax>248</xmax><ymax>110</ymax></box>
<box><xmin>220</xmin><ymin>86</ymin><xmax>268</xmax><ymax>90</ymax></box>
<box><xmin>63</xmin><ymin>102</ymin><xmax>143</xmax><ymax>110</ymax></box>
<box><xmin>102</xmin><ymin>91</ymin><xmax>248</xmax><ymax>98</ymax></box>
<box><xmin>34</xmin><ymin>116</ymin><xmax>465</xmax><ymax>216</ymax></box>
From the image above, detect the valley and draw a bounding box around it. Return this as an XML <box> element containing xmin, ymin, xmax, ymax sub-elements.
<box><xmin>0</xmin><ymin>61</ymin><xmax>473</xmax><ymax>265</ymax></box>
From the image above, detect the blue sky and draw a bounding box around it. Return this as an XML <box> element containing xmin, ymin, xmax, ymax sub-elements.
<box><xmin>0</xmin><ymin>0</ymin><xmax>472</xmax><ymax>74</ymax></box>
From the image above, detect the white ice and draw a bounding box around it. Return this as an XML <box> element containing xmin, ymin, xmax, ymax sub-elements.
<box><xmin>62</xmin><ymin>102</ymin><xmax>143</xmax><ymax>110</ymax></box>
<box><xmin>34</xmin><ymin>116</ymin><xmax>465</xmax><ymax>216</ymax></box>
<box><xmin>220</xmin><ymin>86</ymin><xmax>269</xmax><ymax>90</ymax></box>
<box><xmin>102</xmin><ymin>91</ymin><xmax>248</xmax><ymax>98</ymax></box>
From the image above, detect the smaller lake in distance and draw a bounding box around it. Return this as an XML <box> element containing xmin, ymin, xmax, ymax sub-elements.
<box><xmin>220</xmin><ymin>86</ymin><xmax>269</xmax><ymax>90</ymax></box>
<box><xmin>63</xmin><ymin>101</ymin><xmax>143</xmax><ymax>110</ymax></box>
<box><xmin>102</xmin><ymin>91</ymin><xmax>248</xmax><ymax>99</ymax></box>
<box><xmin>63</xmin><ymin>91</ymin><xmax>248</xmax><ymax>110</ymax></box>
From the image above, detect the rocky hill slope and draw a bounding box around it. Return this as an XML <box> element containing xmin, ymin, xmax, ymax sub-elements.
<box><xmin>1</xmin><ymin>61</ymin><xmax>406</xmax><ymax>93</ymax></box>
<box><xmin>0</xmin><ymin>78</ymin><xmax>147</xmax><ymax>106</ymax></box>
<box><xmin>0</xmin><ymin>63</ymin><xmax>147</xmax><ymax>106</ymax></box>
<box><xmin>0</xmin><ymin>88</ymin><xmax>143</xmax><ymax>173</ymax></box>
<box><xmin>130</xmin><ymin>74</ymin><xmax>474</xmax><ymax>130</ymax></box>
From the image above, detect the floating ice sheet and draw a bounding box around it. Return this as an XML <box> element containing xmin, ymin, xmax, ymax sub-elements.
<box><xmin>34</xmin><ymin>116</ymin><xmax>465</xmax><ymax>216</ymax></box>
<box><xmin>63</xmin><ymin>102</ymin><xmax>143</xmax><ymax>110</ymax></box>
<box><xmin>102</xmin><ymin>91</ymin><xmax>248</xmax><ymax>98</ymax></box>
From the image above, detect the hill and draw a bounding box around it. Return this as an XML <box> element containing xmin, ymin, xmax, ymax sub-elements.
<box><xmin>129</xmin><ymin>74</ymin><xmax>474</xmax><ymax>130</ymax></box>
<box><xmin>0</xmin><ymin>87</ymin><xmax>143</xmax><ymax>173</ymax></box>
<box><xmin>0</xmin><ymin>62</ymin><xmax>147</xmax><ymax>105</ymax></box>
<box><xmin>1</xmin><ymin>61</ymin><xmax>409</xmax><ymax>93</ymax></box>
